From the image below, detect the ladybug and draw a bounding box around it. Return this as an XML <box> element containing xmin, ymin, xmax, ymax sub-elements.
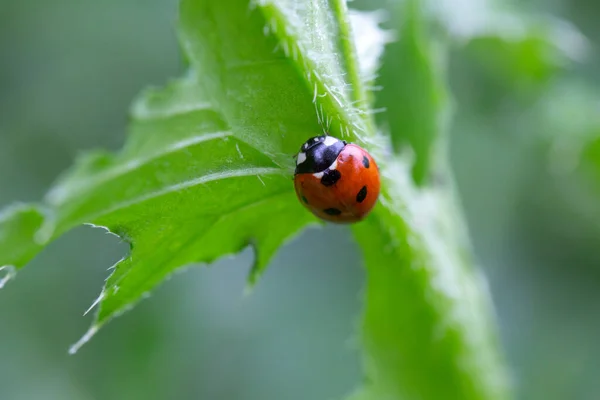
<box><xmin>294</xmin><ymin>135</ymin><xmax>380</xmax><ymax>223</ymax></box>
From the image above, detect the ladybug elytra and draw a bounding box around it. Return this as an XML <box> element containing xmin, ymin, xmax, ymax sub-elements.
<box><xmin>293</xmin><ymin>135</ymin><xmax>380</xmax><ymax>223</ymax></box>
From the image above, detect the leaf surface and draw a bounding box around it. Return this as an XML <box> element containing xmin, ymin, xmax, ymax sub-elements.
<box><xmin>0</xmin><ymin>0</ymin><xmax>510</xmax><ymax>398</ymax></box>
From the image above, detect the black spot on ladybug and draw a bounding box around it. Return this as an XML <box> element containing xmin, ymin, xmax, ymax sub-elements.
<box><xmin>356</xmin><ymin>186</ymin><xmax>367</xmax><ymax>203</ymax></box>
<box><xmin>323</xmin><ymin>208</ymin><xmax>342</xmax><ymax>216</ymax></box>
<box><xmin>301</xmin><ymin>195</ymin><xmax>309</xmax><ymax>204</ymax></box>
<box><xmin>320</xmin><ymin>169</ymin><xmax>341</xmax><ymax>186</ymax></box>
<box><xmin>362</xmin><ymin>156</ymin><xmax>370</xmax><ymax>169</ymax></box>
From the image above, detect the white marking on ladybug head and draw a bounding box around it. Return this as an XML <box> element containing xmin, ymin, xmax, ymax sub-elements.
<box><xmin>329</xmin><ymin>159</ymin><xmax>338</xmax><ymax>170</ymax></box>
<box><xmin>313</xmin><ymin>171</ymin><xmax>324</xmax><ymax>178</ymax></box>
<box><xmin>323</xmin><ymin>136</ymin><xmax>338</xmax><ymax>146</ymax></box>
<box><xmin>313</xmin><ymin>137</ymin><xmax>319</xmax><ymax>142</ymax></box>
<box><xmin>296</xmin><ymin>152</ymin><xmax>307</xmax><ymax>165</ymax></box>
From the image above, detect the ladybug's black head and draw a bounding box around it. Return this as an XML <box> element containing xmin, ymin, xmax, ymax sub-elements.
<box><xmin>295</xmin><ymin>135</ymin><xmax>347</xmax><ymax>174</ymax></box>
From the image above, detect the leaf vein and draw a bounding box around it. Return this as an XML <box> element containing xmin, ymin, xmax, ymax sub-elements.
<box><xmin>47</xmin><ymin>131</ymin><xmax>232</xmax><ymax>205</ymax></box>
<box><xmin>86</xmin><ymin>167</ymin><xmax>287</xmax><ymax>222</ymax></box>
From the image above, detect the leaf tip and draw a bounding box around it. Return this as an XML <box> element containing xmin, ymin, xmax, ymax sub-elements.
<box><xmin>242</xmin><ymin>283</ymin><xmax>255</xmax><ymax>298</ymax></box>
<box><xmin>245</xmin><ymin>245</ymin><xmax>263</xmax><ymax>290</ymax></box>
<box><xmin>0</xmin><ymin>265</ymin><xmax>16</xmax><ymax>289</ymax></box>
<box><xmin>68</xmin><ymin>324</ymin><xmax>100</xmax><ymax>355</ymax></box>
<box><xmin>83</xmin><ymin>290</ymin><xmax>106</xmax><ymax>317</ymax></box>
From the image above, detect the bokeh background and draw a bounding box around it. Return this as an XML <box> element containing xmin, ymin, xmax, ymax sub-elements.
<box><xmin>1</xmin><ymin>0</ymin><xmax>599</xmax><ymax>399</ymax></box>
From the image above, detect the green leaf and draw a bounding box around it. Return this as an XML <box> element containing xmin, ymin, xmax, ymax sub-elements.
<box><xmin>352</xmin><ymin>166</ymin><xmax>510</xmax><ymax>399</ymax></box>
<box><xmin>0</xmin><ymin>0</ymin><xmax>509</xmax><ymax>399</ymax></box>
<box><xmin>33</xmin><ymin>71</ymin><xmax>318</xmax><ymax>352</ymax></box>
<box><xmin>375</xmin><ymin>0</ymin><xmax>448</xmax><ymax>184</ymax></box>
<box><xmin>346</xmin><ymin>1</ymin><xmax>510</xmax><ymax>398</ymax></box>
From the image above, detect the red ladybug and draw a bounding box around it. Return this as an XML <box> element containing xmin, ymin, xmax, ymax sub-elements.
<box><xmin>294</xmin><ymin>135</ymin><xmax>380</xmax><ymax>223</ymax></box>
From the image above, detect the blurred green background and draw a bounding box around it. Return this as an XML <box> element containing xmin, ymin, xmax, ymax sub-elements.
<box><xmin>1</xmin><ymin>0</ymin><xmax>599</xmax><ymax>399</ymax></box>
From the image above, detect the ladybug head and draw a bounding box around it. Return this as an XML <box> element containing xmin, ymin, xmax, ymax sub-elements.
<box><xmin>295</xmin><ymin>135</ymin><xmax>347</xmax><ymax>174</ymax></box>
